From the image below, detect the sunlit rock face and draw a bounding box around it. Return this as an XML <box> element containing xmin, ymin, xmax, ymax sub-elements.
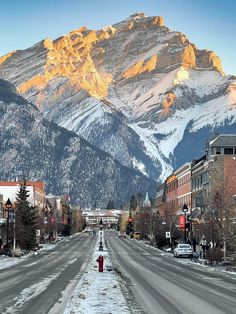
<box><xmin>0</xmin><ymin>13</ymin><xmax>235</xmax><ymax>181</ymax></box>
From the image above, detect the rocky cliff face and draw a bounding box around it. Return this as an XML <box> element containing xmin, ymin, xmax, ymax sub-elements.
<box><xmin>0</xmin><ymin>13</ymin><xmax>235</xmax><ymax>181</ymax></box>
<box><xmin>0</xmin><ymin>79</ymin><xmax>156</xmax><ymax>207</ymax></box>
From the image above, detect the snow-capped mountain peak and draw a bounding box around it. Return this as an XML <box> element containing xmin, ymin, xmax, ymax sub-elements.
<box><xmin>0</xmin><ymin>14</ymin><xmax>235</xmax><ymax>182</ymax></box>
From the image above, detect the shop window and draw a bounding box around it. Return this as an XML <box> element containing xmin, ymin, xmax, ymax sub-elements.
<box><xmin>224</xmin><ymin>148</ymin><xmax>233</xmax><ymax>154</ymax></box>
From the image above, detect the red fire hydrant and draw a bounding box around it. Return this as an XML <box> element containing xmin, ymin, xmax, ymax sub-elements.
<box><xmin>97</xmin><ymin>255</ymin><xmax>104</xmax><ymax>272</ymax></box>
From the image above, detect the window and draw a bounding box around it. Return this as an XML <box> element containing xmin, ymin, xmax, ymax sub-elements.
<box><xmin>202</xmin><ymin>172</ymin><xmax>208</xmax><ymax>184</ymax></box>
<box><xmin>216</xmin><ymin>147</ymin><xmax>221</xmax><ymax>155</ymax></box>
<box><xmin>224</xmin><ymin>148</ymin><xmax>233</xmax><ymax>154</ymax></box>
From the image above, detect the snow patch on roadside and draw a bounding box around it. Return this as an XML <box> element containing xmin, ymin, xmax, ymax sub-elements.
<box><xmin>64</xmin><ymin>232</ymin><xmax>131</xmax><ymax>314</ymax></box>
<box><xmin>0</xmin><ymin>256</ymin><xmax>23</xmax><ymax>270</ymax></box>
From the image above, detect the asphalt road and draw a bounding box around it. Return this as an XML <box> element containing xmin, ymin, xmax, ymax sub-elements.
<box><xmin>106</xmin><ymin>230</ymin><xmax>236</xmax><ymax>314</ymax></box>
<box><xmin>0</xmin><ymin>233</ymin><xmax>96</xmax><ymax>314</ymax></box>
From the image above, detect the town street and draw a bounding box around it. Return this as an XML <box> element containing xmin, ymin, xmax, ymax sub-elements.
<box><xmin>106</xmin><ymin>230</ymin><xmax>236</xmax><ymax>314</ymax></box>
<box><xmin>0</xmin><ymin>234</ymin><xmax>96</xmax><ymax>314</ymax></box>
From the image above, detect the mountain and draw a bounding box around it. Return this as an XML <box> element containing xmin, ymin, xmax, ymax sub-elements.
<box><xmin>0</xmin><ymin>13</ymin><xmax>236</xmax><ymax>181</ymax></box>
<box><xmin>0</xmin><ymin>79</ymin><xmax>156</xmax><ymax>207</ymax></box>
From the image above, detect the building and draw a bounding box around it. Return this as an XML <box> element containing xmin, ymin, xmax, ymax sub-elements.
<box><xmin>206</xmin><ymin>134</ymin><xmax>236</xmax><ymax>197</ymax></box>
<box><xmin>143</xmin><ymin>192</ymin><xmax>151</xmax><ymax>207</ymax></box>
<box><xmin>0</xmin><ymin>181</ymin><xmax>46</xmax><ymax>244</ymax></box>
<box><xmin>176</xmin><ymin>162</ymin><xmax>192</xmax><ymax>212</ymax></box>
<box><xmin>82</xmin><ymin>210</ymin><xmax>120</xmax><ymax>227</ymax></box>
<box><xmin>165</xmin><ymin>173</ymin><xmax>178</xmax><ymax>213</ymax></box>
<box><xmin>192</xmin><ymin>134</ymin><xmax>236</xmax><ymax>215</ymax></box>
<box><xmin>155</xmin><ymin>134</ymin><xmax>236</xmax><ymax>244</ymax></box>
<box><xmin>155</xmin><ymin>182</ymin><xmax>166</xmax><ymax>215</ymax></box>
<box><xmin>0</xmin><ymin>181</ymin><xmax>45</xmax><ymax>213</ymax></box>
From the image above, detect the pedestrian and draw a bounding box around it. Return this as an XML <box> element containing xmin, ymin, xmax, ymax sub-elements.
<box><xmin>192</xmin><ymin>238</ymin><xmax>197</xmax><ymax>252</ymax></box>
<box><xmin>0</xmin><ymin>237</ymin><xmax>2</xmax><ymax>249</ymax></box>
<box><xmin>200</xmin><ymin>236</ymin><xmax>207</xmax><ymax>258</ymax></box>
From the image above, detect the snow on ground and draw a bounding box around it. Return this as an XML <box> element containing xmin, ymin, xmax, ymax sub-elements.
<box><xmin>0</xmin><ymin>255</ymin><xmax>24</xmax><ymax>270</ymax></box>
<box><xmin>64</xmin><ymin>231</ymin><xmax>131</xmax><ymax>314</ymax></box>
<box><xmin>0</xmin><ymin>239</ymin><xmax>64</xmax><ymax>270</ymax></box>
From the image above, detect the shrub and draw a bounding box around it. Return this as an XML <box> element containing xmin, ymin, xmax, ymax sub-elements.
<box><xmin>206</xmin><ymin>248</ymin><xmax>223</xmax><ymax>262</ymax></box>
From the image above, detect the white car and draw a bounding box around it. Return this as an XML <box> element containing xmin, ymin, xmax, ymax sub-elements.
<box><xmin>174</xmin><ymin>244</ymin><xmax>193</xmax><ymax>258</ymax></box>
<box><xmin>118</xmin><ymin>231</ymin><xmax>126</xmax><ymax>238</ymax></box>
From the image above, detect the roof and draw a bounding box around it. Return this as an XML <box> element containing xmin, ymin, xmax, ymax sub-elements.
<box><xmin>0</xmin><ymin>181</ymin><xmax>45</xmax><ymax>191</ymax></box>
<box><xmin>82</xmin><ymin>210</ymin><xmax>119</xmax><ymax>217</ymax></box>
<box><xmin>209</xmin><ymin>134</ymin><xmax>236</xmax><ymax>148</ymax></box>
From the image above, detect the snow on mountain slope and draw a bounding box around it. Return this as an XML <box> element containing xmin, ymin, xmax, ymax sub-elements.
<box><xmin>0</xmin><ymin>13</ymin><xmax>235</xmax><ymax>182</ymax></box>
<box><xmin>0</xmin><ymin>80</ymin><xmax>156</xmax><ymax>206</ymax></box>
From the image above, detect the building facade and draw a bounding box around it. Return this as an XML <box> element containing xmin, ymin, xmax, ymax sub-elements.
<box><xmin>155</xmin><ymin>134</ymin><xmax>236</xmax><ymax>244</ymax></box>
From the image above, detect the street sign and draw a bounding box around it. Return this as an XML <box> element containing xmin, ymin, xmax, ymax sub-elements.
<box><xmin>165</xmin><ymin>232</ymin><xmax>171</xmax><ymax>238</ymax></box>
<box><xmin>9</xmin><ymin>212</ymin><xmax>15</xmax><ymax>222</ymax></box>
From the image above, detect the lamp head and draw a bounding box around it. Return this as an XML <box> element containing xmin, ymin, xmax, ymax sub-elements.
<box><xmin>182</xmin><ymin>203</ymin><xmax>188</xmax><ymax>212</ymax></box>
<box><xmin>6</xmin><ymin>198</ymin><xmax>12</xmax><ymax>208</ymax></box>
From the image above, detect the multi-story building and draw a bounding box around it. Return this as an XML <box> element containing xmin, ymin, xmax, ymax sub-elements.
<box><xmin>176</xmin><ymin>162</ymin><xmax>192</xmax><ymax>213</ymax></box>
<box><xmin>206</xmin><ymin>134</ymin><xmax>236</xmax><ymax>198</ymax></box>
<box><xmin>191</xmin><ymin>155</ymin><xmax>209</xmax><ymax>215</ymax></box>
<box><xmin>192</xmin><ymin>134</ymin><xmax>236</xmax><ymax>215</ymax></box>
<box><xmin>0</xmin><ymin>181</ymin><xmax>45</xmax><ymax>213</ymax></box>
<box><xmin>82</xmin><ymin>210</ymin><xmax>120</xmax><ymax>227</ymax></box>
<box><xmin>0</xmin><ymin>181</ymin><xmax>46</xmax><ymax>243</ymax></box>
<box><xmin>155</xmin><ymin>183</ymin><xmax>166</xmax><ymax>215</ymax></box>
<box><xmin>155</xmin><ymin>134</ymin><xmax>236</xmax><ymax>243</ymax></box>
<box><xmin>165</xmin><ymin>173</ymin><xmax>178</xmax><ymax>213</ymax></box>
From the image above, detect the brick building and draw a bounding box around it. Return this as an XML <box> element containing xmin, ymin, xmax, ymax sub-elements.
<box><xmin>155</xmin><ymin>134</ymin><xmax>236</xmax><ymax>243</ymax></box>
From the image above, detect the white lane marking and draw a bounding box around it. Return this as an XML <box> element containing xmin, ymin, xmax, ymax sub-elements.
<box><xmin>22</xmin><ymin>261</ymin><xmax>38</xmax><ymax>268</ymax></box>
<box><xmin>4</xmin><ymin>273</ymin><xmax>60</xmax><ymax>314</ymax></box>
<box><xmin>4</xmin><ymin>256</ymin><xmax>79</xmax><ymax>313</ymax></box>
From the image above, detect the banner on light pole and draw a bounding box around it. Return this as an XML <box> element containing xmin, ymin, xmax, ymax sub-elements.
<box><xmin>165</xmin><ymin>231</ymin><xmax>171</xmax><ymax>238</ymax></box>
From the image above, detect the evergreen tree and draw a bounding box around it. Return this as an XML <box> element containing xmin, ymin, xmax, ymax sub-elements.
<box><xmin>15</xmin><ymin>180</ymin><xmax>38</xmax><ymax>250</ymax></box>
<box><xmin>106</xmin><ymin>200</ymin><xmax>115</xmax><ymax>210</ymax></box>
<box><xmin>62</xmin><ymin>205</ymin><xmax>72</xmax><ymax>236</ymax></box>
<box><xmin>130</xmin><ymin>195</ymin><xmax>137</xmax><ymax>211</ymax></box>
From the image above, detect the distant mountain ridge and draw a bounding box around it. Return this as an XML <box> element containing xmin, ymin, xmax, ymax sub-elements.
<box><xmin>0</xmin><ymin>13</ymin><xmax>236</xmax><ymax>182</ymax></box>
<box><xmin>0</xmin><ymin>79</ymin><xmax>156</xmax><ymax>207</ymax></box>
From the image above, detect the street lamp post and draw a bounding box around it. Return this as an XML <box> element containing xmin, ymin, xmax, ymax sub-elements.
<box><xmin>5</xmin><ymin>198</ymin><xmax>12</xmax><ymax>247</ymax></box>
<box><xmin>182</xmin><ymin>203</ymin><xmax>188</xmax><ymax>243</ymax></box>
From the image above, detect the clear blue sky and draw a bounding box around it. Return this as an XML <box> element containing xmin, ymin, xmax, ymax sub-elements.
<box><xmin>1</xmin><ymin>0</ymin><xmax>235</xmax><ymax>75</ymax></box>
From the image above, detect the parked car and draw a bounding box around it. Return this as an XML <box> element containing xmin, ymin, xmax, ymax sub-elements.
<box><xmin>118</xmin><ymin>231</ymin><xmax>126</xmax><ymax>238</ymax></box>
<box><xmin>174</xmin><ymin>244</ymin><xmax>193</xmax><ymax>258</ymax></box>
<box><xmin>84</xmin><ymin>227</ymin><xmax>91</xmax><ymax>233</ymax></box>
